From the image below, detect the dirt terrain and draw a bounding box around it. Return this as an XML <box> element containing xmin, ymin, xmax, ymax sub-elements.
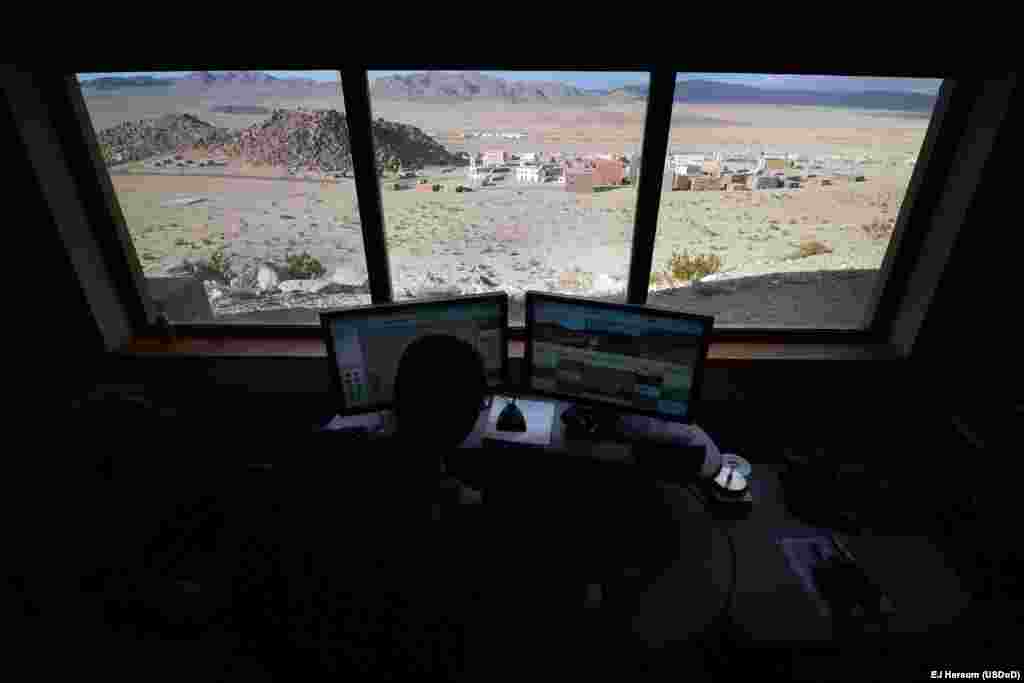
<box><xmin>87</xmin><ymin>88</ymin><xmax>929</xmax><ymax>328</ymax></box>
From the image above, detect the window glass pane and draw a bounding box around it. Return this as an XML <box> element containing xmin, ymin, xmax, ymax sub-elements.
<box><xmin>367</xmin><ymin>71</ymin><xmax>649</xmax><ymax>325</ymax></box>
<box><xmin>76</xmin><ymin>70</ymin><xmax>369</xmax><ymax>324</ymax></box>
<box><xmin>650</xmin><ymin>74</ymin><xmax>942</xmax><ymax>328</ymax></box>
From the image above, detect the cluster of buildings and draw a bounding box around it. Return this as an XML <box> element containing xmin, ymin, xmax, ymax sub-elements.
<box><xmin>466</xmin><ymin>150</ymin><xmax>634</xmax><ymax>192</ymax></box>
<box><xmin>463</xmin><ymin>131</ymin><xmax>528</xmax><ymax>140</ymax></box>
<box><xmin>458</xmin><ymin>148</ymin><xmax>869</xmax><ymax>193</ymax></box>
<box><xmin>659</xmin><ymin>150</ymin><xmax>867</xmax><ymax>192</ymax></box>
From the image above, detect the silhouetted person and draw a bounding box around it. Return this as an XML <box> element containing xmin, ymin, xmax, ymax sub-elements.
<box><xmin>392</xmin><ymin>334</ymin><xmax>485</xmax><ymax>516</ymax></box>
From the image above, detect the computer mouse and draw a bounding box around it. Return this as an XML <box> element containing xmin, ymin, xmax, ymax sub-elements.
<box><xmin>496</xmin><ymin>402</ymin><xmax>527</xmax><ymax>432</ymax></box>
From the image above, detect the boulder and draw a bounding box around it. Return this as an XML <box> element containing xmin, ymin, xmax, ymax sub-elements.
<box><xmin>330</xmin><ymin>263</ymin><xmax>369</xmax><ymax>292</ymax></box>
<box><xmin>278</xmin><ymin>278</ymin><xmax>345</xmax><ymax>295</ymax></box>
<box><xmin>426</xmin><ymin>270</ymin><xmax>448</xmax><ymax>286</ymax></box>
<box><xmin>230</xmin><ymin>262</ymin><xmax>259</xmax><ymax>290</ymax></box>
<box><xmin>314</xmin><ymin>281</ymin><xmax>347</xmax><ymax>295</ymax></box>
<box><xmin>590</xmin><ymin>273</ymin><xmax>623</xmax><ymax>296</ymax></box>
<box><xmin>256</xmin><ymin>264</ymin><xmax>280</xmax><ymax>292</ymax></box>
<box><xmin>279</xmin><ymin>279</ymin><xmax>314</xmax><ymax>294</ymax></box>
<box><xmin>224</xmin><ymin>287</ymin><xmax>260</xmax><ymax>300</ymax></box>
<box><xmin>190</xmin><ymin>257</ymin><xmax>230</xmax><ymax>284</ymax></box>
<box><xmin>160</xmin><ymin>256</ymin><xmax>193</xmax><ymax>276</ymax></box>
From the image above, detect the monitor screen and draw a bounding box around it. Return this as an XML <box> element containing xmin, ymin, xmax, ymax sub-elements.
<box><xmin>526</xmin><ymin>293</ymin><xmax>712</xmax><ymax>422</ymax></box>
<box><xmin>322</xmin><ymin>294</ymin><xmax>507</xmax><ymax>413</ymax></box>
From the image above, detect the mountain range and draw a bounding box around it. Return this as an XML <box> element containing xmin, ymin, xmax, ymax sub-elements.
<box><xmin>369</xmin><ymin>71</ymin><xmax>585</xmax><ymax>98</ymax></box>
<box><xmin>79</xmin><ymin>71</ymin><xmax>937</xmax><ymax>112</ymax></box>
<box><xmin>79</xmin><ymin>71</ymin><xmax>325</xmax><ymax>91</ymax></box>
<box><xmin>643</xmin><ymin>79</ymin><xmax>936</xmax><ymax>112</ymax></box>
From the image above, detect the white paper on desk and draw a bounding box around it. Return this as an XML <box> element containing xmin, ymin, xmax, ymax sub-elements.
<box><xmin>483</xmin><ymin>397</ymin><xmax>555</xmax><ymax>446</ymax></box>
<box><xmin>779</xmin><ymin>536</ymin><xmax>837</xmax><ymax>618</ymax></box>
<box><xmin>322</xmin><ymin>413</ymin><xmax>386</xmax><ymax>432</ymax></box>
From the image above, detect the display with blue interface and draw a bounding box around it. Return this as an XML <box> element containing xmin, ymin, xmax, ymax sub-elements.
<box><xmin>529</xmin><ymin>299</ymin><xmax>709</xmax><ymax>419</ymax></box>
<box><xmin>328</xmin><ymin>300</ymin><xmax>504</xmax><ymax>410</ymax></box>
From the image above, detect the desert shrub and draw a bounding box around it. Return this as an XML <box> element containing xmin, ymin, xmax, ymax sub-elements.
<box><xmin>791</xmin><ymin>240</ymin><xmax>833</xmax><ymax>259</ymax></box>
<box><xmin>208</xmin><ymin>248</ymin><xmax>232</xmax><ymax>280</ymax></box>
<box><xmin>285</xmin><ymin>251</ymin><xmax>326</xmax><ymax>280</ymax></box>
<box><xmin>667</xmin><ymin>250</ymin><xmax>722</xmax><ymax>282</ymax></box>
<box><xmin>862</xmin><ymin>217</ymin><xmax>895</xmax><ymax>240</ymax></box>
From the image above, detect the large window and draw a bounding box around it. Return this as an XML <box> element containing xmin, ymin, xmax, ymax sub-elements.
<box><xmin>649</xmin><ymin>73</ymin><xmax>942</xmax><ymax>328</ymax></box>
<box><xmin>367</xmin><ymin>71</ymin><xmax>649</xmax><ymax>325</ymax></box>
<box><xmin>65</xmin><ymin>67</ymin><xmax>955</xmax><ymax>336</ymax></box>
<box><xmin>75</xmin><ymin>70</ymin><xmax>370</xmax><ymax>324</ymax></box>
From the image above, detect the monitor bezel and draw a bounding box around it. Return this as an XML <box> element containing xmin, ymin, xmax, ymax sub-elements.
<box><xmin>320</xmin><ymin>292</ymin><xmax>509</xmax><ymax>417</ymax></box>
<box><xmin>523</xmin><ymin>291</ymin><xmax>714</xmax><ymax>425</ymax></box>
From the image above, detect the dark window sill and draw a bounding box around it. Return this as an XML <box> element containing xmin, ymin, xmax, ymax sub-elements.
<box><xmin>118</xmin><ymin>336</ymin><xmax>903</xmax><ymax>364</ymax></box>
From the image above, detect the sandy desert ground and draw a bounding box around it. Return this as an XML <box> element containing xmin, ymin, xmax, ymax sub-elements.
<box><xmin>86</xmin><ymin>88</ymin><xmax>929</xmax><ymax>327</ymax></box>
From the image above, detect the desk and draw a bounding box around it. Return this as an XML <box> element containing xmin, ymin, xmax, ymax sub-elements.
<box><xmin>324</xmin><ymin>394</ymin><xmax>721</xmax><ymax>465</ymax></box>
<box><xmin>324</xmin><ymin>398</ymin><xmax>969</xmax><ymax>650</ymax></box>
<box><xmin>726</xmin><ymin>466</ymin><xmax>970</xmax><ymax>644</ymax></box>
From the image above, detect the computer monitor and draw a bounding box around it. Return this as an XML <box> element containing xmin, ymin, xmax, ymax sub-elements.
<box><xmin>321</xmin><ymin>293</ymin><xmax>508</xmax><ymax>415</ymax></box>
<box><xmin>524</xmin><ymin>292</ymin><xmax>713</xmax><ymax>424</ymax></box>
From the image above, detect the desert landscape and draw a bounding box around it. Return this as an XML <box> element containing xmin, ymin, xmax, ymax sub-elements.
<box><xmin>79</xmin><ymin>71</ymin><xmax>937</xmax><ymax>327</ymax></box>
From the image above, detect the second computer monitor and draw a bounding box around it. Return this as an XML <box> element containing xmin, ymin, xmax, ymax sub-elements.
<box><xmin>524</xmin><ymin>292</ymin><xmax>713</xmax><ymax>423</ymax></box>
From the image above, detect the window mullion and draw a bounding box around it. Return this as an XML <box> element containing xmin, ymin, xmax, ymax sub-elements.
<box><xmin>340</xmin><ymin>67</ymin><xmax>392</xmax><ymax>303</ymax></box>
<box><xmin>626</xmin><ymin>67</ymin><xmax>676</xmax><ymax>305</ymax></box>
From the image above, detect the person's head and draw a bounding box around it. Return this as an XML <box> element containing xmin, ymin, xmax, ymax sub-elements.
<box><xmin>393</xmin><ymin>334</ymin><xmax>487</xmax><ymax>449</ymax></box>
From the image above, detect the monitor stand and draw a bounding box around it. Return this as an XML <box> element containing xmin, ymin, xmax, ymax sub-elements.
<box><xmin>562</xmin><ymin>403</ymin><xmax>622</xmax><ymax>438</ymax></box>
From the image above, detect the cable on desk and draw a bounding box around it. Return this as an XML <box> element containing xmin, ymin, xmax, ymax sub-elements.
<box><xmin>678</xmin><ymin>482</ymin><xmax>741</xmax><ymax>675</ymax></box>
<box><xmin>680</xmin><ymin>483</ymin><xmax>737</xmax><ymax>624</ymax></box>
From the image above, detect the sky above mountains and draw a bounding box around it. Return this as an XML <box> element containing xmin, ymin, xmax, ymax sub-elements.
<box><xmin>80</xmin><ymin>71</ymin><xmax>941</xmax><ymax>94</ymax></box>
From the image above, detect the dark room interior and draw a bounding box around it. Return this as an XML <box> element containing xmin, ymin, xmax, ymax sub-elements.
<box><xmin>8</xmin><ymin>45</ymin><xmax>1019</xmax><ymax>681</ymax></box>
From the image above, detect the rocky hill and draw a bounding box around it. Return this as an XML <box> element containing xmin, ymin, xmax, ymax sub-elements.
<box><xmin>371</xmin><ymin>117</ymin><xmax>458</xmax><ymax>169</ymax></box>
<box><xmin>204</xmin><ymin>109</ymin><xmax>458</xmax><ymax>172</ymax></box>
<box><xmin>97</xmin><ymin>106</ymin><xmax>459</xmax><ymax>171</ymax></box>
<box><xmin>94</xmin><ymin>113</ymin><xmax>234</xmax><ymax>164</ymax></box>
<box><xmin>371</xmin><ymin>71</ymin><xmax>585</xmax><ymax>99</ymax></box>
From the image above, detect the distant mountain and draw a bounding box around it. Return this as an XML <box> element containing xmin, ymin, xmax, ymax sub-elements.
<box><xmin>613</xmin><ymin>79</ymin><xmax>937</xmax><ymax>112</ymax></box>
<box><xmin>79</xmin><ymin>75</ymin><xmax>173</xmax><ymax>90</ymax></box>
<box><xmin>80</xmin><ymin>71</ymin><xmax>322</xmax><ymax>92</ymax></box>
<box><xmin>182</xmin><ymin>71</ymin><xmax>282</xmax><ymax>84</ymax></box>
<box><xmin>722</xmin><ymin>75</ymin><xmax>942</xmax><ymax>95</ymax></box>
<box><xmin>209</xmin><ymin>104</ymin><xmax>272</xmax><ymax>115</ymax></box>
<box><xmin>608</xmin><ymin>84</ymin><xmax>649</xmax><ymax>98</ymax></box>
<box><xmin>371</xmin><ymin>72</ymin><xmax>586</xmax><ymax>99</ymax></box>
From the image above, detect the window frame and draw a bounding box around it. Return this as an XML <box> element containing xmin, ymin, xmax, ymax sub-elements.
<box><xmin>52</xmin><ymin>64</ymin><xmax>971</xmax><ymax>349</ymax></box>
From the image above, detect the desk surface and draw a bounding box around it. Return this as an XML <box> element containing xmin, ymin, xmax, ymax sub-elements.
<box><xmin>325</xmin><ymin>394</ymin><xmax>721</xmax><ymax>465</ymax></box>
<box><xmin>325</xmin><ymin>400</ymin><xmax>969</xmax><ymax>646</ymax></box>
<box><xmin>729</xmin><ymin>466</ymin><xmax>970</xmax><ymax>643</ymax></box>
